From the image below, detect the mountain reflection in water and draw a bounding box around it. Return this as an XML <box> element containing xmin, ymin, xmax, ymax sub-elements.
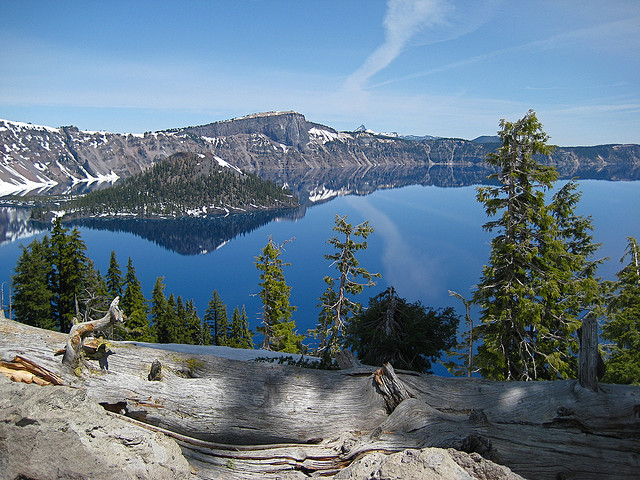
<box><xmin>2</xmin><ymin>164</ymin><xmax>639</xmax><ymax>256</ymax></box>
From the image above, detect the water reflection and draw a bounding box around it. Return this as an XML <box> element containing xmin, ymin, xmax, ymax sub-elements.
<box><xmin>69</xmin><ymin>207</ymin><xmax>305</xmax><ymax>255</ymax></box>
<box><xmin>1</xmin><ymin>164</ymin><xmax>638</xmax><ymax>255</ymax></box>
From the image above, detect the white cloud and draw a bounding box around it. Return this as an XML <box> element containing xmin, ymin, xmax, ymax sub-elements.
<box><xmin>344</xmin><ymin>0</ymin><xmax>450</xmax><ymax>94</ymax></box>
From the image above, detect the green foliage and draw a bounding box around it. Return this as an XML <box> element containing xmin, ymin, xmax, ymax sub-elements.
<box><xmin>11</xmin><ymin>239</ymin><xmax>55</xmax><ymax>329</ymax></box>
<box><xmin>228</xmin><ymin>306</ymin><xmax>254</xmax><ymax>349</ymax></box>
<box><xmin>121</xmin><ymin>257</ymin><xmax>153</xmax><ymax>341</ymax></box>
<box><xmin>63</xmin><ymin>152</ymin><xmax>298</xmax><ymax>218</ymax></box>
<box><xmin>49</xmin><ymin>219</ymin><xmax>90</xmax><ymax>332</ymax></box>
<box><xmin>345</xmin><ymin>287</ymin><xmax>458</xmax><ymax>373</ymax></box>
<box><xmin>255</xmin><ymin>237</ymin><xmax>303</xmax><ymax>353</ymax></box>
<box><xmin>204</xmin><ymin>290</ymin><xmax>229</xmax><ymax>346</ymax></box>
<box><xmin>106</xmin><ymin>250</ymin><xmax>124</xmax><ymax>299</ymax></box>
<box><xmin>312</xmin><ymin>215</ymin><xmax>380</xmax><ymax>361</ymax></box>
<box><xmin>602</xmin><ymin>237</ymin><xmax>640</xmax><ymax>385</ymax></box>
<box><xmin>12</xmin><ymin>219</ymin><xmax>94</xmax><ymax>332</ymax></box>
<box><xmin>473</xmin><ymin>111</ymin><xmax>602</xmax><ymax>381</ymax></box>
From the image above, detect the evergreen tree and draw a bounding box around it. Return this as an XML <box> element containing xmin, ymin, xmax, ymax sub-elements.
<box><xmin>312</xmin><ymin>215</ymin><xmax>379</xmax><ymax>361</ymax></box>
<box><xmin>345</xmin><ymin>287</ymin><xmax>458</xmax><ymax>373</ymax></box>
<box><xmin>164</xmin><ymin>293</ymin><xmax>180</xmax><ymax>343</ymax></box>
<box><xmin>185</xmin><ymin>299</ymin><xmax>208</xmax><ymax>345</ymax></box>
<box><xmin>229</xmin><ymin>305</ymin><xmax>253</xmax><ymax>349</ymax></box>
<box><xmin>48</xmin><ymin>219</ymin><xmax>89</xmax><ymax>332</ymax></box>
<box><xmin>121</xmin><ymin>257</ymin><xmax>152</xmax><ymax>341</ymax></box>
<box><xmin>204</xmin><ymin>290</ymin><xmax>229</xmax><ymax>346</ymax></box>
<box><xmin>106</xmin><ymin>250</ymin><xmax>124</xmax><ymax>300</ymax></box>
<box><xmin>602</xmin><ymin>237</ymin><xmax>640</xmax><ymax>385</ymax></box>
<box><xmin>151</xmin><ymin>277</ymin><xmax>174</xmax><ymax>343</ymax></box>
<box><xmin>537</xmin><ymin>180</ymin><xmax>603</xmax><ymax>378</ymax></box>
<box><xmin>255</xmin><ymin>237</ymin><xmax>303</xmax><ymax>353</ymax></box>
<box><xmin>472</xmin><ymin>110</ymin><xmax>600</xmax><ymax>381</ymax></box>
<box><xmin>11</xmin><ymin>238</ymin><xmax>54</xmax><ymax>330</ymax></box>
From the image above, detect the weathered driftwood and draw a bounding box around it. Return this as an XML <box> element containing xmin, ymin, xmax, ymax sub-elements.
<box><xmin>62</xmin><ymin>297</ymin><xmax>123</xmax><ymax>368</ymax></box>
<box><xmin>1</xmin><ymin>317</ymin><xmax>638</xmax><ymax>480</ymax></box>
<box><xmin>578</xmin><ymin>316</ymin><xmax>600</xmax><ymax>391</ymax></box>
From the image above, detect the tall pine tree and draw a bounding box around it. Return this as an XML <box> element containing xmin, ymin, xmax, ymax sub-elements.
<box><xmin>121</xmin><ymin>257</ymin><xmax>152</xmax><ymax>341</ymax></box>
<box><xmin>48</xmin><ymin>220</ymin><xmax>89</xmax><ymax>332</ymax></box>
<box><xmin>204</xmin><ymin>290</ymin><xmax>229</xmax><ymax>346</ymax></box>
<box><xmin>473</xmin><ymin>110</ymin><xmax>601</xmax><ymax>381</ymax></box>
<box><xmin>11</xmin><ymin>238</ymin><xmax>54</xmax><ymax>330</ymax></box>
<box><xmin>106</xmin><ymin>250</ymin><xmax>124</xmax><ymax>300</ymax></box>
<box><xmin>255</xmin><ymin>237</ymin><xmax>303</xmax><ymax>353</ymax></box>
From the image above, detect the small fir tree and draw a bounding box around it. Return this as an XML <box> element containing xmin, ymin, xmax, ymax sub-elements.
<box><xmin>345</xmin><ymin>287</ymin><xmax>458</xmax><ymax>373</ymax></box>
<box><xmin>106</xmin><ymin>250</ymin><xmax>124</xmax><ymax>300</ymax></box>
<box><xmin>255</xmin><ymin>237</ymin><xmax>303</xmax><ymax>353</ymax></box>
<box><xmin>204</xmin><ymin>290</ymin><xmax>229</xmax><ymax>346</ymax></box>
<box><xmin>229</xmin><ymin>305</ymin><xmax>253</xmax><ymax>349</ymax></box>
<box><xmin>312</xmin><ymin>215</ymin><xmax>379</xmax><ymax>361</ymax></box>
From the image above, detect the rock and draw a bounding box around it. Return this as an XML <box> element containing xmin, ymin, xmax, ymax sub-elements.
<box><xmin>333</xmin><ymin>448</ymin><xmax>526</xmax><ymax>480</ymax></box>
<box><xmin>0</xmin><ymin>375</ymin><xmax>191</xmax><ymax>480</ymax></box>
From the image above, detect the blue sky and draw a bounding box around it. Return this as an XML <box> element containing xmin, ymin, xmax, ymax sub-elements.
<box><xmin>1</xmin><ymin>0</ymin><xmax>638</xmax><ymax>146</ymax></box>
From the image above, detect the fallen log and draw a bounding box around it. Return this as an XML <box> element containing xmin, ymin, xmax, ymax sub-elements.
<box><xmin>0</xmin><ymin>317</ymin><xmax>638</xmax><ymax>480</ymax></box>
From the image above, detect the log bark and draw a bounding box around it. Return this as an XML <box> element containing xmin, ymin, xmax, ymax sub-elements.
<box><xmin>1</xmin><ymin>317</ymin><xmax>638</xmax><ymax>480</ymax></box>
<box><xmin>62</xmin><ymin>297</ymin><xmax>123</xmax><ymax>369</ymax></box>
<box><xmin>578</xmin><ymin>316</ymin><xmax>599</xmax><ymax>391</ymax></box>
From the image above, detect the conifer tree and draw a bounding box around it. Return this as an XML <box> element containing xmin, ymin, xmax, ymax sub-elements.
<box><xmin>255</xmin><ymin>237</ymin><xmax>303</xmax><ymax>353</ymax></box>
<box><xmin>312</xmin><ymin>215</ymin><xmax>379</xmax><ymax>360</ymax></box>
<box><xmin>204</xmin><ymin>290</ymin><xmax>229</xmax><ymax>346</ymax></box>
<box><xmin>106</xmin><ymin>250</ymin><xmax>124</xmax><ymax>300</ymax></box>
<box><xmin>151</xmin><ymin>277</ymin><xmax>173</xmax><ymax>343</ymax></box>
<box><xmin>121</xmin><ymin>257</ymin><xmax>151</xmax><ymax>341</ymax></box>
<box><xmin>185</xmin><ymin>299</ymin><xmax>208</xmax><ymax>345</ymax></box>
<box><xmin>229</xmin><ymin>305</ymin><xmax>253</xmax><ymax>349</ymax></box>
<box><xmin>345</xmin><ymin>287</ymin><xmax>458</xmax><ymax>373</ymax></box>
<box><xmin>11</xmin><ymin>238</ymin><xmax>54</xmax><ymax>330</ymax></box>
<box><xmin>472</xmin><ymin>111</ymin><xmax>601</xmax><ymax>381</ymax></box>
<box><xmin>48</xmin><ymin>219</ymin><xmax>89</xmax><ymax>332</ymax></box>
<box><xmin>602</xmin><ymin>237</ymin><xmax>640</xmax><ymax>385</ymax></box>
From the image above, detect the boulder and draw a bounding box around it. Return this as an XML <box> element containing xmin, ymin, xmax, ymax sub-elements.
<box><xmin>334</xmin><ymin>448</ymin><xmax>526</xmax><ymax>480</ymax></box>
<box><xmin>0</xmin><ymin>375</ymin><xmax>191</xmax><ymax>480</ymax></box>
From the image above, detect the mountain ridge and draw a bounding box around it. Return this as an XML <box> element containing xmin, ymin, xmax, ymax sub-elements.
<box><xmin>2</xmin><ymin>113</ymin><xmax>639</xmax><ymax>196</ymax></box>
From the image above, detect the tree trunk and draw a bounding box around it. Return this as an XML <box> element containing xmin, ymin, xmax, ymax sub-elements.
<box><xmin>62</xmin><ymin>297</ymin><xmax>123</xmax><ymax>368</ymax></box>
<box><xmin>1</xmin><ymin>317</ymin><xmax>638</xmax><ymax>480</ymax></box>
<box><xmin>578</xmin><ymin>316</ymin><xmax>599</xmax><ymax>391</ymax></box>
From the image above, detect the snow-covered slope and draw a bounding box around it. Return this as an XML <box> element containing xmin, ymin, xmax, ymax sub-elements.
<box><xmin>2</xmin><ymin>113</ymin><xmax>638</xmax><ymax>197</ymax></box>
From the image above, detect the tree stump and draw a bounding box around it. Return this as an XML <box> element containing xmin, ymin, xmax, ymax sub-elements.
<box><xmin>578</xmin><ymin>317</ymin><xmax>599</xmax><ymax>391</ymax></box>
<box><xmin>62</xmin><ymin>297</ymin><xmax>123</xmax><ymax>370</ymax></box>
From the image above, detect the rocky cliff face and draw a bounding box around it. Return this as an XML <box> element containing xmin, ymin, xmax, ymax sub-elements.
<box><xmin>2</xmin><ymin>113</ymin><xmax>639</xmax><ymax>195</ymax></box>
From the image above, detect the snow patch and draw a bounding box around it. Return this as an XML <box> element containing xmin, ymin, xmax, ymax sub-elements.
<box><xmin>214</xmin><ymin>156</ymin><xmax>243</xmax><ymax>174</ymax></box>
<box><xmin>308</xmin><ymin>127</ymin><xmax>352</xmax><ymax>144</ymax></box>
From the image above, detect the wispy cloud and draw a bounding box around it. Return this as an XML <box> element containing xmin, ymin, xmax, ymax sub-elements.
<box><xmin>344</xmin><ymin>0</ymin><xmax>451</xmax><ymax>94</ymax></box>
<box><xmin>369</xmin><ymin>16</ymin><xmax>640</xmax><ymax>90</ymax></box>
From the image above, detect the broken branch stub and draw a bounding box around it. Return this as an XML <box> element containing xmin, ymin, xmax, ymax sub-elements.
<box><xmin>62</xmin><ymin>297</ymin><xmax>123</xmax><ymax>369</ymax></box>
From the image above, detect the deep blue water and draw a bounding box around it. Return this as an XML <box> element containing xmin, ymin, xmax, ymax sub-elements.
<box><xmin>1</xmin><ymin>180</ymin><xmax>639</xmax><ymax>369</ymax></box>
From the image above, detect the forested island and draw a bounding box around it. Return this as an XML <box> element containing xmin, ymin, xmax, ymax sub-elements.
<box><xmin>30</xmin><ymin>152</ymin><xmax>298</xmax><ymax>221</ymax></box>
